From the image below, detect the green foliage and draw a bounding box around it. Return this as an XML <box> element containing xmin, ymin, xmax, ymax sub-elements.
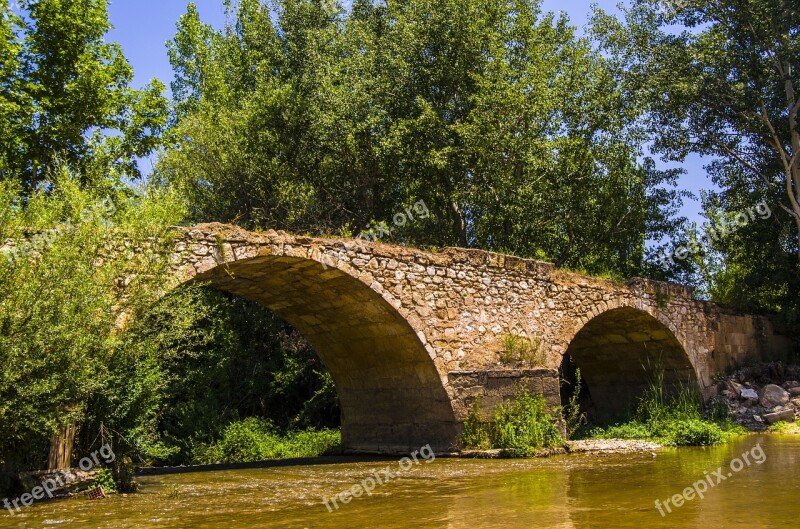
<box><xmin>159</xmin><ymin>0</ymin><xmax>686</xmax><ymax>279</ymax></box>
<box><xmin>768</xmin><ymin>421</ymin><xmax>800</xmax><ymax>434</ymax></box>
<box><xmin>191</xmin><ymin>418</ymin><xmax>340</xmax><ymax>464</ymax></box>
<box><xmin>0</xmin><ymin>0</ymin><xmax>169</xmax><ymax>190</ymax></box>
<box><xmin>93</xmin><ymin>467</ymin><xmax>117</xmax><ymax>493</ymax></box>
<box><xmin>492</xmin><ymin>391</ymin><xmax>564</xmax><ymax>456</ymax></box>
<box><xmin>593</xmin><ymin>0</ymin><xmax>800</xmax><ymax>316</ymax></box>
<box><xmin>583</xmin><ymin>371</ymin><xmax>742</xmax><ymax>446</ymax></box>
<box><xmin>460</xmin><ymin>399</ymin><xmax>491</xmax><ymax>450</ymax></box>
<box><xmin>460</xmin><ymin>390</ymin><xmax>563</xmax><ymax>456</ymax></box>
<box><xmin>499</xmin><ymin>334</ymin><xmax>545</xmax><ymax>366</ymax></box>
<box><xmin>0</xmin><ymin>170</ymin><xmax>186</xmax><ymax>483</ymax></box>
<box><xmin>562</xmin><ymin>368</ymin><xmax>586</xmax><ymax>439</ymax></box>
<box><xmin>115</xmin><ymin>286</ymin><xmax>340</xmax><ymax>466</ymax></box>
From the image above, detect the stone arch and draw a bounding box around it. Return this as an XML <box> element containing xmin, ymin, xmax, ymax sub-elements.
<box><xmin>171</xmin><ymin>230</ymin><xmax>458</xmax><ymax>453</ymax></box>
<box><xmin>561</xmin><ymin>306</ymin><xmax>698</xmax><ymax>422</ymax></box>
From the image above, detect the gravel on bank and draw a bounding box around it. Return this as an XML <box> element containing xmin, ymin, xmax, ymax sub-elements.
<box><xmin>566</xmin><ymin>439</ymin><xmax>662</xmax><ymax>455</ymax></box>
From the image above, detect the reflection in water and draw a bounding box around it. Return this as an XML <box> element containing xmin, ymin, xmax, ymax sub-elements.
<box><xmin>0</xmin><ymin>436</ymin><xmax>796</xmax><ymax>528</ymax></box>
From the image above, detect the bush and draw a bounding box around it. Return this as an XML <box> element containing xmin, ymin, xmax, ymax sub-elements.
<box><xmin>460</xmin><ymin>399</ymin><xmax>492</xmax><ymax>450</ymax></box>
<box><xmin>667</xmin><ymin>419</ymin><xmax>724</xmax><ymax>446</ymax></box>
<box><xmin>582</xmin><ymin>370</ymin><xmax>741</xmax><ymax>447</ymax></box>
<box><xmin>93</xmin><ymin>468</ymin><xmax>117</xmax><ymax>493</ymax></box>
<box><xmin>460</xmin><ymin>391</ymin><xmax>563</xmax><ymax>456</ymax></box>
<box><xmin>192</xmin><ymin>418</ymin><xmax>340</xmax><ymax>464</ymax></box>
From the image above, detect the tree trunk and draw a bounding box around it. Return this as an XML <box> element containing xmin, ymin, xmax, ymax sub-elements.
<box><xmin>450</xmin><ymin>199</ymin><xmax>468</xmax><ymax>247</ymax></box>
<box><xmin>47</xmin><ymin>421</ymin><xmax>77</xmax><ymax>470</ymax></box>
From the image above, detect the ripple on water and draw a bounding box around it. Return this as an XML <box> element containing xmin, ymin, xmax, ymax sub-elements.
<box><xmin>0</xmin><ymin>435</ymin><xmax>797</xmax><ymax>528</ymax></box>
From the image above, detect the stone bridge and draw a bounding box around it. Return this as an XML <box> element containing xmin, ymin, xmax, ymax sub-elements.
<box><xmin>170</xmin><ymin>223</ymin><xmax>794</xmax><ymax>452</ymax></box>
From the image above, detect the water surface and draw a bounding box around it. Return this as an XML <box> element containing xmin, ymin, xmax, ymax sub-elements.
<box><xmin>1</xmin><ymin>435</ymin><xmax>797</xmax><ymax>528</ymax></box>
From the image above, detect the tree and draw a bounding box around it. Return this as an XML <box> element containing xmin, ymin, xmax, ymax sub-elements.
<box><xmin>0</xmin><ymin>0</ymin><xmax>169</xmax><ymax>191</ymax></box>
<box><xmin>592</xmin><ymin>0</ymin><xmax>800</xmax><ymax>315</ymax></box>
<box><xmin>161</xmin><ymin>0</ymin><xmax>684</xmax><ymax>277</ymax></box>
<box><xmin>0</xmin><ymin>172</ymin><xmax>185</xmax><ymax>489</ymax></box>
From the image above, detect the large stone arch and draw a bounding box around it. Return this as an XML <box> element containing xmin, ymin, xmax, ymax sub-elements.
<box><xmin>562</xmin><ymin>306</ymin><xmax>699</xmax><ymax>422</ymax></box>
<box><xmin>171</xmin><ymin>227</ymin><xmax>458</xmax><ymax>453</ymax></box>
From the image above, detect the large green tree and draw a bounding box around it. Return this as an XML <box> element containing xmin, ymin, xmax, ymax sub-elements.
<box><xmin>161</xmin><ymin>0</ymin><xmax>683</xmax><ymax>277</ymax></box>
<box><xmin>0</xmin><ymin>173</ymin><xmax>185</xmax><ymax>489</ymax></box>
<box><xmin>593</xmin><ymin>0</ymin><xmax>800</xmax><ymax>315</ymax></box>
<box><xmin>0</xmin><ymin>0</ymin><xmax>169</xmax><ymax>191</ymax></box>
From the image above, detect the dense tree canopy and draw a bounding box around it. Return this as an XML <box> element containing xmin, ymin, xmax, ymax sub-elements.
<box><xmin>0</xmin><ymin>0</ymin><xmax>169</xmax><ymax>191</ymax></box>
<box><xmin>593</xmin><ymin>0</ymin><xmax>800</xmax><ymax>316</ymax></box>
<box><xmin>160</xmin><ymin>0</ymin><xmax>686</xmax><ymax>277</ymax></box>
<box><xmin>0</xmin><ymin>174</ymin><xmax>185</xmax><ymax>486</ymax></box>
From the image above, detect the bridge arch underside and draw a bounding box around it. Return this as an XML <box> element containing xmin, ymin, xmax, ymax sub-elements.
<box><xmin>564</xmin><ymin>307</ymin><xmax>698</xmax><ymax>423</ymax></box>
<box><xmin>190</xmin><ymin>255</ymin><xmax>457</xmax><ymax>453</ymax></box>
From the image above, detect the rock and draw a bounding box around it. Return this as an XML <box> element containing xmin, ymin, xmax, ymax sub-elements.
<box><xmin>739</xmin><ymin>387</ymin><xmax>759</xmax><ymax>402</ymax></box>
<box><xmin>789</xmin><ymin>387</ymin><xmax>800</xmax><ymax>397</ymax></box>
<box><xmin>760</xmin><ymin>384</ymin><xmax>790</xmax><ymax>408</ymax></box>
<box><xmin>754</xmin><ymin>415</ymin><xmax>763</xmax><ymax>423</ymax></box>
<box><xmin>791</xmin><ymin>397</ymin><xmax>800</xmax><ymax>408</ymax></box>
<box><xmin>722</xmin><ymin>389</ymin><xmax>733</xmax><ymax>399</ymax></box>
<box><xmin>783</xmin><ymin>381</ymin><xmax>800</xmax><ymax>389</ymax></box>
<box><xmin>763</xmin><ymin>409</ymin><xmax>795</xmax><ymax>424</ymax></box>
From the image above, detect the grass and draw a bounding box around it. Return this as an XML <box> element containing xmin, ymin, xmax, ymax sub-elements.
<box><xmin>191</xmin><ymin>418</ymin><xmax>341</xmax><ymax>464</ymax></box>
<box><xmin>578</xmin><ymin>371</ymin><xmax>744</xmax><ymax>447</ymax></box>
<box><xmin>461</xmin><ymin>390</ymin><xmax>564</xmax><ymax>456</ymax></box>
<box><xmin>768</xmin><ymin>421</ymin><xmax>800</xmax><ymax>434</ymax></box>
<box><xmin>499</xmin><ymin>334</ymin><xmax>546</xmax><ymax>366</ymax></box>
<box><xmin>562</xmin><ymin>368</ymin><xmax>587</xmax><ymax>438</ymax></box>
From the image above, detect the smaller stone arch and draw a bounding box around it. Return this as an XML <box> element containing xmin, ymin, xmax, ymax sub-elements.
<box><xmin>562</xmin><ymin>306</ymin><xmax>699</xmax><ymax>422</ymax></box>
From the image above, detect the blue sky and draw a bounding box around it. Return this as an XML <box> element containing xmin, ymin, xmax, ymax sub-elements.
<box><xmin>105</xmin><ymin>0</ymin><xmax>711</xmax><ymax>223</ymax></box>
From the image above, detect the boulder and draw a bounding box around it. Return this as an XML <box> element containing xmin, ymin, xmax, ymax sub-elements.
<box><xmin>783</xmin><ymin>381</ymin><xmax>800</xmax><ymax>389</ymax></box>
<box><xmin>763</xmin><ymin>409</ymin><xmax>795</xmax><ymax>424</ymax></box>
<box><xmin>789</xmin><ymin>386</ymin><xmax>800</xmax><ymax>397</ymax></box>
<box><xmin>760</xmin><ymin>384</ymin><xmax>790</xmax><ymax>408</ymax></box>
<box><xmin>739</xmin><ymin>387</ymin><xmax>759</xmax><ymax>402</ymax></box>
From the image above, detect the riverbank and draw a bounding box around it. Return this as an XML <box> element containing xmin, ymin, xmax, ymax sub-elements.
<box><xmin>711</xmin><ymin>362</ymin><xmax>800</xmax><ymax>429</ymax></box>
<box><xmin>458</xmin><ymin>439</ymin><xmax>662</xmax><ymax>459</ymax></box>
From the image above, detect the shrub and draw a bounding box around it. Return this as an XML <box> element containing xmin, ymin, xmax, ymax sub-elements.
<box><xmin>667</xmin><ymin>419</ymin><xmax>724</xmax><ymax>446</ymax></box>
<box><xmin>192</xmin><ymin>418</ymin><xmax>341</xmax><ymax>464</ymax></box>
<box><xmin>460</xmin><ymin>390</ymin><xmax>563</xmax><ymax>455</ymax></box>
<box><xmin>582</xmin><ymin>369</ymin><xmax>741</xmax><ymax>447</ymax></box>
<box><xmin>93</xmin><ymin>467</ymin><xmax>117</xmax><ymax>493</ymax></box>
<box><xmin>460</xmin><ymin>399</ymin><xmax>492</xmax><ymax>450</ymax></box>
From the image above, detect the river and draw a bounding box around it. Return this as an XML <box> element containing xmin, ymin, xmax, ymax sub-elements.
<box><xmin>1</xmin><ymin>435</ymin><xmax>797</xmax><ymax>528</ymax></box>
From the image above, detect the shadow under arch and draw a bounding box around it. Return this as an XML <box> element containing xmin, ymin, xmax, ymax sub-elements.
<box><xmin>561</xmin><ymin>306</ymin><xmax>698</xmax><ymax>422</ymax></box>
<box><xmin>184</xmin><ymin>254</ymin><xmax>458</xmax><ymax>453</ymax></box>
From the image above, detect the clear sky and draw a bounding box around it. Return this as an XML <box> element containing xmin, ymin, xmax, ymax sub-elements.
<box><xmin>105</xmin><ymin>0</ymin><xmax>711</xmax><ymax>223</ymax></box>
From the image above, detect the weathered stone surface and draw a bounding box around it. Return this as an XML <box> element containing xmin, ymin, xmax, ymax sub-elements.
<box><xmin>739</xmin><ymin>387</ymin><xmax>759</xmax><ymax>402</ymax></box>
<box><xmin>760</xmin><ymin>384</ymin><xmax>790</xmax><ymax>409</ymax></box>
<box><xmin>763</xmin><ymin>409</ymin><xmax>795</xmax><ymax>424</ymax></box>
<box><xmin>789</xmin><ymin>387</ymin><xmax>800</xmax><ymax>397</ymax></box>
<box><xmin>160</xmin><ymin>223</ymin><xmax>796</xmax><ymax>452</ymax></box>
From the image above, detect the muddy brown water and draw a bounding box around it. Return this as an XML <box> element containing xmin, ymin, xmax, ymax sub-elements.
<box><xmin>1</xmin><ymin>435</ymin><xmax>797</xmax><ymax>528</ymax></box>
